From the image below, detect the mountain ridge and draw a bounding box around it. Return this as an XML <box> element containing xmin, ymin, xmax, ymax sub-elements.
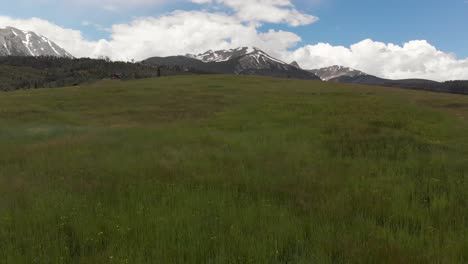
<box><xmin>144</xmin><ymin>47</ymin><xmax>321</xmax><ymax>80</ymax></box>
<box><xmin>309</xmin><ymin>65</ymin><xmax>468</xmax><ymax>94</ymax></box>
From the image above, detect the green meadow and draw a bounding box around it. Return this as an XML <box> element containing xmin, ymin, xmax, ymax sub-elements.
<box><xmin>0</xmin><ymin>76</ymin><xmax>467</xmax><ymax>263</ymax></box>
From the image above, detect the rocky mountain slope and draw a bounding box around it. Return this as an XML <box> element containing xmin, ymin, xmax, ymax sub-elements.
<box><xmin>289</xmin><ymin>61</ymin><xmax>301</xmax><ymax>69</ymax></box>
<box><xmin>0</xmin><ymin>26</ymin><xmax>73</xmax><ymax>58</ymax></box>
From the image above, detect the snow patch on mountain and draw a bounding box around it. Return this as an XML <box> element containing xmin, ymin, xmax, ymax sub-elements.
<box><xmin>187</xmin><ymin>47</ymin><xmax>252</xmax><ymax>63</ymax></box>
<box><xmin>309</xmin><ymin>65</ymin><xmax>368</xmax><ymax>81</ymax></box>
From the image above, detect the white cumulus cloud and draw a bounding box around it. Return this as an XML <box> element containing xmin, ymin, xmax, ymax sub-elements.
<box><xmin>191</xmin><ymin>0</ymin><xmax>318</xmax><ymax>26</ymax></box>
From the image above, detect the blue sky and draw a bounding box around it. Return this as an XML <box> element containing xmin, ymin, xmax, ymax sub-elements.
<box><xmin>293</xmin><ymin>0</ymin><xmax>468</xmax><ymax>57</ymax></box>
<box><xmin>1</xmin><ymin>0</ymin><xmax>467</xmax><ymax>80</ymax></box>
<box><xmin>3</xmin><ymin>0</ymin><xmax>467</xmax><ymax>57</ymax></box>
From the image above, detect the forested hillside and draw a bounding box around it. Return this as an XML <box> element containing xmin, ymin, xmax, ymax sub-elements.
<box><xmin>0</xmin><ymin>56</ymin><xmax>192</xmax><ymax>91</ymax></box>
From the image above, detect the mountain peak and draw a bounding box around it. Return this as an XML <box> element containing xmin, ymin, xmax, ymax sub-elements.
<box><xmin>0</xmin><ymin>26</ymin><xmax>73</xmax><ymax>58</ymax></box>
<box><xmin>290</xmin><ymin>61</ymin><xmax>301</xmax><ymax>69</ymax></box>
<box><xmin>309</xmin><ymin>65</ymin><xmax>367</xmax><ymax>81</ymax></box>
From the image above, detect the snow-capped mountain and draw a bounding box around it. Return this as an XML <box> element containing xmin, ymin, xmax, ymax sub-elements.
<box><xmin>0</xmin><ymin>26</ymin><xmax>73</xmax><ymax>58</ymax></box>
<box><xmin>186</xmin><ymin>47</ymin><xmax>285</xmax><ymax>65</ymax></box>
<box><xmin>145</xmin><ymin>47</ymin><xmax>320</xmax><ymax>80</ymax></box>
<box><xmin>309</xmin><ymin>65</ymin><xmax>367</xmax><ymax>81</ymax></box>
<box><xmin>228</xmin><ymin>47</ymin><xmax>295</xmax><ymax>74</ymax></box>
<box><xmin>185</xmin><ymin>46</ymin><xmax>293</xmax><ymax>72</ymax></box>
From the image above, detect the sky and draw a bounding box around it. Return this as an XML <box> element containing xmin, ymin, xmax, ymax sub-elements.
<box><xmin>0</xmin><ymin>0</ymin><xmax>467</xmax><ymax>81</ymax></box>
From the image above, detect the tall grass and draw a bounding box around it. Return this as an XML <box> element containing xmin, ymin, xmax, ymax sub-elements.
<box><xmin>0</xmin><ymin>76</ymin><xmax>467</xmax><ymax>263</ymax></box>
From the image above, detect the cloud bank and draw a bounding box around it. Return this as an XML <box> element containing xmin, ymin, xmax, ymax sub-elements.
<box><xmin>288</xmin><ymin>40</ymin><xmax>468</xmax><ymax>81</ymax></box>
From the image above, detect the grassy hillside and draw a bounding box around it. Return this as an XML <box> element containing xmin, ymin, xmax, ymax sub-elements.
<box><xmin>0</xmin><ymin>76</ymin><xmax>467</xmax><ymax>263</ymax></box>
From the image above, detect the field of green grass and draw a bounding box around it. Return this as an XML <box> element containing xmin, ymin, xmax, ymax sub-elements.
<box><xmin>0</xmin><ymin>76</ymin><xmax>467</xmax><ymax>263</ymax></box>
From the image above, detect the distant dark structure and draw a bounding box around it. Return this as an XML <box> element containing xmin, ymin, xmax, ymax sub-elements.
<box><xmin>157</xmin><ymin>67</ymin><xmax>161</xmax><ymax>77</ymax></box>
<box><xmin>111</xmin><ymin>74</ymin><xmax>122</xmax><ymax>80</ymax></box>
